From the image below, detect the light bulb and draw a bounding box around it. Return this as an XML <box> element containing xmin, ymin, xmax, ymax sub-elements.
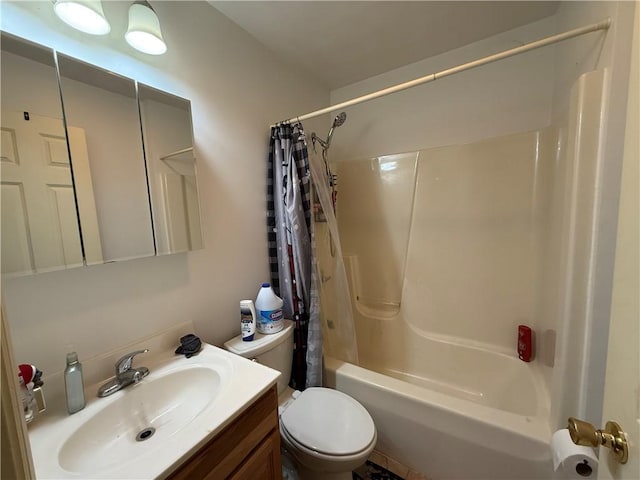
<box><xmin>125</xmin><ymin>2</ymin><xmax>167</xmax><ymax>55</ymax></box>
<box><xmin>54</xmin><ymin>0</ymin><xmax>111</xmax><ymax>35</ymax></box>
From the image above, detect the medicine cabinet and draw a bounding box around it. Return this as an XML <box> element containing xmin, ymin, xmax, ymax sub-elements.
<box><xmin>138</xmin><ymin>84</ymin><xmax>203</xmax><ymax>255</ymax></box>
<box><xmin>0</xmin><ymin>32</ymin><xmax>203</xmax><ymax>276</ymax></box>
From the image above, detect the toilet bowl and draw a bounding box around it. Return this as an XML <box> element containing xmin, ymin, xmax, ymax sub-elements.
<box><xmin>279</xmin><ymin>387</ymin><xmax>376</xmax><ymax>480</ymax></box>
<box><xmin>224</xmin><ymin>320</ymin><xmax>376</xmax><ymax>479</ymax></box>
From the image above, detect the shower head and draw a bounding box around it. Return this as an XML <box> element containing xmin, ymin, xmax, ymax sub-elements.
<box><xmin>325</xmin><ymin>111</ymin><xmax>347</xmax><ymax>148</ymax></box>
<box><xmin>311</xmin><ymin>111</ymin><xmax>347</xmax><ymax>152</ymax></box>
<box><xmin>332</xmin><ymin>111</ymin><xmax>347</xmax><ymax>128</ymax></box>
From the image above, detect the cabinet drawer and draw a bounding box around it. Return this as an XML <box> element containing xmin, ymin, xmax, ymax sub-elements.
<box><xmin>229</xmin><ymin>430</ymin><xmax>281</xmax><ymax>480</ymax></box>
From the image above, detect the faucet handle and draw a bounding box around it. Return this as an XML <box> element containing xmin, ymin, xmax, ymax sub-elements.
<box><xmin>115</xmin><ymin>349</ymin><xmax>149</xmax><ymax>375</ymax></box>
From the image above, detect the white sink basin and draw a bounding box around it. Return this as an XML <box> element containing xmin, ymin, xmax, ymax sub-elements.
<box><xmin>59</xmin><ymin>366</ymin><xmax>223</xmax><ymax>474</ymax></box>
<box><xmin>28</xmin><ymin>343</ymin><xmax>280</xmax><ymax>479</ymax></box>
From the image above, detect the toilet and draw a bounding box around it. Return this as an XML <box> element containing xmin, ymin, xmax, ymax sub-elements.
<box><xmin>224</xmin><ymin>320</ymin><xmax>376</xmax><ymax>480</ymax></box>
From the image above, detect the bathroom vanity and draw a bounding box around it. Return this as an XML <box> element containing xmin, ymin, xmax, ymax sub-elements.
<box><xmin>27</xmin><ymin>343</ymin><xmax>282</xmax><ymax>479</ymax></box>
<box><xmin>167</xmin><ymin>386</ymin><xmax>281</xmax><ymax>480</ymax></box>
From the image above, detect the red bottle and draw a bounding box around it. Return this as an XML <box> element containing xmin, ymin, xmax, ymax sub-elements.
<box><xmin>517</xmin><ymin>325</ymin><xmax>534</xmax><ymax>362</ymax></box>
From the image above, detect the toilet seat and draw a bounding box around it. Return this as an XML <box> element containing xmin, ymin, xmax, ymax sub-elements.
<box><xmin>279</xmin><ymin>387</ymin><xmax>376</xmax><ymax>456</ymax></box>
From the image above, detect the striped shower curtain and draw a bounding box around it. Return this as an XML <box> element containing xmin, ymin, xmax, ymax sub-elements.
<box><xmin>267</xmin><ymin>123</ymin><xmax>322</xmax><ymax>389</ymax></box>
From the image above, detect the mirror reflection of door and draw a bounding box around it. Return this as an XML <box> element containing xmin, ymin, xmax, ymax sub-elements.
<box><xmin>0</xmin><ymin>35</ymin><xmax>91</xmax><ymax>275</ymax></box>
<box><xmin>1</xmin><ymin>111</ymin><xmax>82</xmax><ymax>274</ymax></box>
<box><xmin>57</xmin><ymin>55</ymin><xmax>156</xmax><ymax>263</ymax></box>
<box><xmin>1</xmin><ymin>34</ymin><xmax>205</xmax><ymax>274</ymax></box>
<box><xmin>138</xmin><ymin>84</ymin><xmax>203</xmax><ymax>254</ymax></box>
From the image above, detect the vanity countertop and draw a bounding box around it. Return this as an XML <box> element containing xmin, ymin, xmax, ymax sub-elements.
<box><xmin>28</xmin><ymin>343</ymin><xmax>280</xmax><ymax>479</ymax></box>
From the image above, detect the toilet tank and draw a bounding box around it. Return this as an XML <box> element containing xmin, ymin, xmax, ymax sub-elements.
<box><xmin>224</xmin><ymin>319</ymin><xmax>294</xmax><ymax>395</ymax></box>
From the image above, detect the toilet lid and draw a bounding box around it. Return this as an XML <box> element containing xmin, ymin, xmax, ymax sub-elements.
<box><xmin>280</xmin><ymin>387</ymin><xmax>375</xmax><ymax>456</ymax></box>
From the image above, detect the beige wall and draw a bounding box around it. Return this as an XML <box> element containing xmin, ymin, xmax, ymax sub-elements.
<box><xmin>329</xmin><ymin>16</ymin><xmax>557</xmax><ymax>160</ymax></box>
<box><xmin>600</xmin><ymin>4</ymin><xmax>640</xmax><ymax>478</ymax></box>
<box><xmin>0</xmin><ymin>1</ymin><xmax>329</xmax><ymax>397</ymax></box>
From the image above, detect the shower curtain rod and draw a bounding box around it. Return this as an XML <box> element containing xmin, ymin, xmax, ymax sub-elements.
<box><xmin>272</xmin><ymin>18</ymin><xmax>611</xmax><ymax>127</ymax></box>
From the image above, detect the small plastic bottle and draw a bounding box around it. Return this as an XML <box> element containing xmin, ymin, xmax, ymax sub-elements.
<box><xmin>240</xmin><ymin>300</ymin><xmax>257</xmax><ymax>341</ymax></box>
<box><xmin>64</xmin><ymin>352</ymin><xmax>85</xmax><ymax>414</ymax></box>
<box><xmin>18</xmin><ymin>376</ymin><xmax>34</xmax><ymax>423</ymax></box>
<box><xmin>255</xmin><ymin>283</ymin><xmax>284</xmax><ymax>334</ymax></box>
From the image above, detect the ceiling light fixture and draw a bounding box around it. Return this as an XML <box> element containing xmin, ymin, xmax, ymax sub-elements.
<box><xmin>53</xmin><ymin>0</ymin><xmax>111</xmax><ymax>35</ymax></box>
<box><xmin>125</xmin><ymin>1</ymin><xmax>167</xmax><ymax>55</ymax></box>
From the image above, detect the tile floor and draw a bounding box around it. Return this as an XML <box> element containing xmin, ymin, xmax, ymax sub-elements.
<box><xmin>353</xmin><ymin>451</ymin><xmax>430</xmax><ymax>480</ymax></box>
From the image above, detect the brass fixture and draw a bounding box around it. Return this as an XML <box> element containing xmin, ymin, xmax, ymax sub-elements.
<box><xmin>568</xmin><ymin>417</ymin><xmax>629</xmax><ymax>464</ymax></box>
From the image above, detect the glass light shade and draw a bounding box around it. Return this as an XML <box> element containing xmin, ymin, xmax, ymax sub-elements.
<box><xmin>54</xmin><ymin>0</ymin><xmax>111</xmax><ymax>35</ymax></box>
<box><xmin>125</xmin><ymin>2</ymin><xmax>167</xmax><ymax>55</ymax></box>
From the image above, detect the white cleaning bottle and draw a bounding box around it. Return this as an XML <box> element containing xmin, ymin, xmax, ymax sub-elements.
<box><xmin>255</xmin><ymin>283</ymin><xmax>284</xmax><ymax>334</ymax></box>
<box><xmin>240</xmin><ymin>300</ymin><xmax>256</xmax><ymax>341</ymax></box>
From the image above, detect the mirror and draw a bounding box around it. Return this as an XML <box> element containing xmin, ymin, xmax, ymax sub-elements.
<box><xmin>1</xmin><ymin>34</ymin><xmax>84</xmax><ymax>275</ymax></box>
<box><xmin>57</xmin><ymin>54</ymin><xmax>155</xmax><ymax>264</ymax></box>
<box><xmin>138</xmin><ymin>84</ymin><xmax>203</xmax><ymax>254</ymax></box>
<box><xmin>1</xmin><ymin>33</ymin><xmax>205</xmax><ymax>276</ymax></box>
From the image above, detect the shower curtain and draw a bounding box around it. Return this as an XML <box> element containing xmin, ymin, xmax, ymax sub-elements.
<box><xmin>267</xmin><ymin>123</ymin><xmax>322</xmax><ymax>388</ymax></box>
<box><xmin>308</xmin><ymin>146</ymin><xmax>359</xmax><ymax>365</ymax></box>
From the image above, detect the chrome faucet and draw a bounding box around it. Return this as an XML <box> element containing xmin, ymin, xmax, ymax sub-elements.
<box><xmin>97</xmin><ymin>349</ymin><xmax>150</xmax><ymax>397</ymax></box>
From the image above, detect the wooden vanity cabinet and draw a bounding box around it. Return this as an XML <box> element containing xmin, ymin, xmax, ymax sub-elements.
<box><xmin>167</xmin><ymin>385</ymin><xmax>282</xmax><ymax>480</ymax></box>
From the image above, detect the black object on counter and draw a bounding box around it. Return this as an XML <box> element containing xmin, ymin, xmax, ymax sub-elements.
<box><xmin>175</xmin><ymin>334</ymin><xmax>202</xmax><ymax>358</ymax></box>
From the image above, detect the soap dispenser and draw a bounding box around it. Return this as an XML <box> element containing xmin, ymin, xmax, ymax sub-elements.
<box><xmin>64</xmin><ymin>352</ymin><xmax>85</xmax><ymax>414</ymax></box>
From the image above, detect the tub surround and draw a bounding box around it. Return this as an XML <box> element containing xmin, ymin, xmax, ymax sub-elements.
<box><xmin>327</xmin><ymin>0</ymin><xmax>636</xmax><ymax>437</ymax></box>
<box><xmin>338</xmin><ymin>128</ymin><xmax>555</xmax><ymax>355</ymax></box>
<box><xmin>328</xmin><ymin>129</ymin><xmax>556</xmax><ymax>461</ymax></box>
<box><xmin>320</xmin><ymin>62</ymin><xmax>615</xmax><ymax>478</ymax></box>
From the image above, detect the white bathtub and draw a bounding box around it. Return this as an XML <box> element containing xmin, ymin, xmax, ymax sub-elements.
<box><xmin>324</xmin><ymin>334</ymin><xmax>553</xmax><ymax>480</ymax></box>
